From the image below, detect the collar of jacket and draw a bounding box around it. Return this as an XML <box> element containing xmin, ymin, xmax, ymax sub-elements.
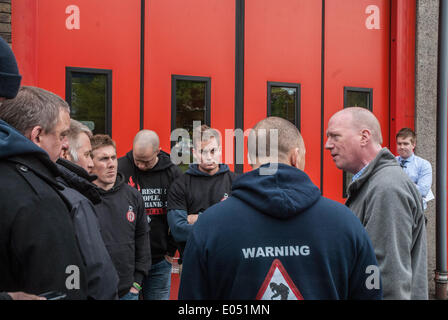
<box><xmin>346</xmin><ymin>148</ymin><xmax>398</xmax><ymax>200</ymax></box>
<box><xmin>8</xmin><ymin>153</ymin><xmax>64</xmax><ymax>191</ymax></box>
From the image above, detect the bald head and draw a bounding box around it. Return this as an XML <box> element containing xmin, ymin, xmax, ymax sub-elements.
<box><xmin>132</xmin><ymin>130</ymin><xmax>160</xmax><ymax>171</ymax></box>
<box><xmin>333</xmin><ymin>107</ymin><xmax>383</xmax><ymax>145</ymax></box>
<box><xmin>249</xmin><ymin>116</ymin><xmax>305</xmax><ymax>170</ymax></box>
<box><xmin>325</xmin><ymin>107</ymin><xmax>383</xmax><ymax>174</ymax></box>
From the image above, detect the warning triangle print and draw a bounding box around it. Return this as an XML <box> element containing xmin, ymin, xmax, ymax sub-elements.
<box><xmin>256</xmin><ymin>259</ymin><xmax>304</xmax><ymax>300</ymax></box>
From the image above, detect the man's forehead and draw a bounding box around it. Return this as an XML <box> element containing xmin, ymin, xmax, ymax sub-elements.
<box><xmin>93</xmin><ymin>145</ymin><xmax>116</xmax><ymax>157</ymax></box>
<box><xmin>397</xmin><ymin>136</ymin><xmax>414</xmax><ymax>143</ymax></box>
<box><xmin>197</xmin><ymin>137</ymin><xmax>219</xmax><ymax>150</ymax></box>
<box><xmin>133</xmin><ymin>145</ymin><xmax>156</xmax><ymax>158</ymax></box>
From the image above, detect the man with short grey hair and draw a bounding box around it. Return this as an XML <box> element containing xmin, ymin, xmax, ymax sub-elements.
<box><xmin>325</xmin><ymin>107</ymin><xmax>428</xmax><ymax>300</ymax></box>
<box><xmin>0</xmin><ymin>86</ymin><xmax>87</xmax><ymax>299</ymax></box>
<box><xmin>61</xmin><ymin>119</ymin><xmax>94</xmax><ymax>174</ymax></box>
<box><xmin>57</xmin><ymin>118</ymin><xmax>120</xmax><ymax>299</ymax></box>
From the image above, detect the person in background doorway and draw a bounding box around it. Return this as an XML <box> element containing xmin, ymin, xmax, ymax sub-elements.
<box><xmin>396</xmin><ymin>127</ymin><xmax>434</xmax><ymax>213</ymax></box>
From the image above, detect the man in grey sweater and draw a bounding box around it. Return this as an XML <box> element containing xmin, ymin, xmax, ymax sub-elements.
<box><xmin>325</xmin><ymin>107</ymin><xmax>427</xmax><ymax>300</ymax></box>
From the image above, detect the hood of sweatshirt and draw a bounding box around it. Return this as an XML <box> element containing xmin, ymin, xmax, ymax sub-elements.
<box><xmin>0</xmin><ymin>119</ymin><xmax>47</xmax><ymax>159</ymax></box>
<box><xmin>125</xmin><ymin>149</ymin><xmax>175</xmax><ymax>174</ymax></box>
<box><xmin>186</xmin><ymin>163</ymin><xmax>230</xmax><ymax>177</ymax></box>
<box><xmin>347</xmin><ymin>148</ymin><xmax>398</xmax><ymax>197</ymax></box>
<box><xmin>96</xmin><ymin>171</ymin><xmax>126</xmax><ymax>195</ymax></box>
<box><xmin>0</xmin><ymin>120</ymin><xmax>62</xmax><ymax>182</ymax></box>
<box><xmin>231</xmin><ymin>163</ymin><xmax>321</xmax><ymax>220</ymax></box>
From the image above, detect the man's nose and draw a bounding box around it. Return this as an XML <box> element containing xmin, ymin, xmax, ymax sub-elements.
<box><xmin>324</xmin><ymin>138</ymin><xmax>332</xmax><ymax>149</ymax></box>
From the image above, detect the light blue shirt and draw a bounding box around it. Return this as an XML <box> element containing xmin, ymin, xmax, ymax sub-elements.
<box><xmin>396</xmin><ymin>153</ymin><xmax>433</xmax><ymax>209</ymax></box>
<box><xmin>352</xmin><ymin>164</ymin><xmax>369</xmax><ymax>182</ymax></box>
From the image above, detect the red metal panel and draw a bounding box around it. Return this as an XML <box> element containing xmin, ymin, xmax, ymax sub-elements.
<box><xmin>145</xmin><ymin>0</ymin><xmax>235</xmax><ymax>165</ymax></box>
<box><xmin>13</xmin><ymin>0</ymin><xmax>141</xmax><ymax>157</ymax></box>
<box><xmin>323</xmin><ymin>0</ymin><xmax>391</xmax><ymax>203</ymax></box>
<box><xmin>244</xmin><ymin>0</ymin><xmax>322</xmax><ymax>183</ymax></box>
<box><xmin>389</xmin><ymin>0</ymin><xmax>416</xmax><ymax>155</ymax></box>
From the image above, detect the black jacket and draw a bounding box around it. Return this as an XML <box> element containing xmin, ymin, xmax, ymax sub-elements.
<box><xmin>93</xmin><ymin>172</ymin><xmax>151</xmax><ymax>298</ymax></box>
<box><xmin>0</xmin><ymin>120</ymin><xmax>87</xmax><ymax>299</ymax></box>
<box><xmin>118</xmin><ymin>150</ymin><xmax>182</xmax><ymax>263</ymax></box>
<box><xmin>56</xmin><ymin>158</ymin><xmax>120</xmax><ymax>300</ymax></box>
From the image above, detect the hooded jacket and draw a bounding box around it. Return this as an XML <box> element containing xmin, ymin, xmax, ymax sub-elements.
<box><xmin>118</xmin><ymin>150</ymin><xmax>182</xmax><ymax>263</ymax></box>
<box><xmin>0</xmin><ymin>120</ymin><xmax>87</xmax><ymax>299</ymax></box>
<box><xmin>93</xmin><ymin>172</ymin><xmax>151</xmax><ymax>298</ymax></box>
<box><xmin>56</xmin><ymin>159</ymin><xmax>119</xmax><ymax>300</ymax></box>
<box><xmin>346</xmin><ymin>148</ymin><xmax>428</xmax><ymax>300</ymax></box>
<box><xmin>167</xmin><ymin>164</ymin><xmax>237</xmax><ymax>255</ymax></box>
<box><xmin>179</xmin><ymin>164</ymin><xmax>381</xmax><ymax>300</ymax></box>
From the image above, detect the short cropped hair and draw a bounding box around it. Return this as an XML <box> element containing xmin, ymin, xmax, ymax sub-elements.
<box><xmin>0</xmin><ymin>86</ymin><xmax>70</xmax><ymax>135</ymax></box>
<box><xmin>249</xmin><ymin>116</ymin><xmax>304</xmax><ymax>162</ymax></box>
<box><xmin>396</xmin><ymin>127</ymin><xmax>416</xmax><ymax>144</ymax></box>
<box><xmin>67</xmin><ymin>119</ymin><xmax>93</xmax><ymax>162</ymax></box>
<box><xmin>90</xmin><ymin>134</ymin><xmax>116</xmax><ymax>154</ymax></box>
<box><xmin>192</xmin><ymin>124</ymin><xmax>221</xmax><ymax>149</ymax></box>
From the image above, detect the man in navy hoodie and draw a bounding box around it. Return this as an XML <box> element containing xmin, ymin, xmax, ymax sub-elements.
<box><xmin>179</xmin><ymin>117</ymin><xmax>382</xmax><ymax>300</ymax></box>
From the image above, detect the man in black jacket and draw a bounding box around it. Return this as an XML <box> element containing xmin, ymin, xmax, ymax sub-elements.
<box><xmin>119</xmin><ymin>130</ymin><xmax>182</xmax><ymax>300</ymax></box>
<box><xmin>57</xmin><ymin>119</ymin><xmax>119</xmax><ymax>299</ymax></box>
<box><xmin>90</xmin><ymin>134</ymin><xmax>151</xmax><ymax>300</ymax></box>
<box><xmin>0</xmin><ymin>86</ymin><xmax>88</xmax><ymax>299</ymax></box>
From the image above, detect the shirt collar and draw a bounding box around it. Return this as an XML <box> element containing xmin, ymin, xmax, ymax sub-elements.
<box><xmin>352</xmin><ymin>163</ymin><xmax>369</xmax><ymax>182</ymax></box>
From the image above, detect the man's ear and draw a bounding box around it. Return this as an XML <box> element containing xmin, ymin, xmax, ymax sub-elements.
<box><xmin>360</xmin><ymin>129</ymin><xmax>372</xmax><ymax>146</ymax></box>
<box><xmin>29</xmin><ymin>126</ymin><xmax>43</xmax><ymax>146</ymax></box>
<box><xmin>290</xmin><ymin>148</ymin><xmax>305</xmax><ymax>170</ymax></box>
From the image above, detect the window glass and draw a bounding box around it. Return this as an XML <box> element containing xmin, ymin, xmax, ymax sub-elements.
<box><xmin>69</xmin><ymin>71</ymin><xmax>109</xmax><ymax>135</ymax></box>
<box><xmin>172</xmin><ymin>76</ymin><xmax>210</xmax><ymax>172</ymax></box>
<box><xmin>343</xmin><ymin>87</ymin><xmax>372</xmax><ymax>197</ymax></box>
<box><xmin>270</xmin><ymin>86</ymin><xmax>297</xmax><ymax>126</ymax></box>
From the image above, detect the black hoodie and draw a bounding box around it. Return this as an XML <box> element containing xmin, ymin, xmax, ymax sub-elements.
<box><xmin>118</xmin><ymin>150</ymin><xmax>182</xmax><ymax>264</ymax></box>
<box><xmin>93</xmin><ymin>172</ymin><xmax>151</xmax><ymax>298</ymax></box>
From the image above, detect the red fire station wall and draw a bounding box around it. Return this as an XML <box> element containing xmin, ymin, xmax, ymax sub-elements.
<box><xmin>245</xmin><ymin>0</ymin><xmax>322</xmax><ymax>185</ymax></box>
<box><xmin>12</xmin><ymin>0</ymin><xmax>141</xmax><ymax>156</ymax></box>
<box><xmin>323</xmin><ymin>0</ymin><xmax>390</xmax><ymax>202</ymax></box>
<box><xmin>144</xmin><ymin>0</ymin><xmax>235</xmax><ymax>156</ymax></box>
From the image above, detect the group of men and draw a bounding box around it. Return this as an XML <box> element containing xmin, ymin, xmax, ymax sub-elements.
<box><xmin>0</xmin><ymin>36</ymin><xmax>433</xmax><ymax>300</ymax></box>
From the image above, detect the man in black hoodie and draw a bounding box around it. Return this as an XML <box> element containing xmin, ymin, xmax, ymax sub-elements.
<box><xmin>90</xmin><ymin>134</ymin><xmax>151</xmax><ymax>300</ymax></box>
<box><xmin>118</xmin><ymin>130</ymin><xmax>181</xmax><ymax>300</ymax></box>
<box><xmin>167</xmin><ymin>125</ymin><xmax>238</xmax><ymax>263</ymax></box>
<box><xmin>0</xmin><ymin>86</ymin><xmax>87</xmax><ymax>299</ymax></box>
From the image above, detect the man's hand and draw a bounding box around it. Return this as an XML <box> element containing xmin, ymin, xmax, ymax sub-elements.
<box><xmin>187</xmin><ymin>214</ymin><xmax>199</xmax><ymax>225</ymax></box>
<box><xmin>8</xmin><ymin>292</ymin><xmax>46</xmax><ymax>300</ymax></box>
<box><xmin>129</xmin><ymin>287</ymin><xmax>140</xmax><ymax>294</ymax></box>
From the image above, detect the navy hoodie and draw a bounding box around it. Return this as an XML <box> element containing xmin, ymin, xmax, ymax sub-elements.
<box><xmin>179</xmin><ymin>163</ymin><xmax>382</xmax><ymax>300</ymax></box>
<box><xmin>0</xmin><ymin>120</ymin><xmax>88</xmax><ymax>299</ymax></box>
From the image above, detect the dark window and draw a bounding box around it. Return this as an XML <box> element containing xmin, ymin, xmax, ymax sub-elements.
<box><xmin>171</xmin><ymin>75</ymin><xmax>211</xmax><ymax>172</ymax></box>
<box><xmin>342</xmin><ymin>87</ymin><xmax>373</xmax><ymax>198</ymax></box>
<box><xmin>66</xmin><ymin>67</ymin><xmax>112</xmax><ymax>135</ymax></box>
<box><xmin>267</xmin><ymin>82</ymin><xmax>300</xmax><ymax>130</ymax></box>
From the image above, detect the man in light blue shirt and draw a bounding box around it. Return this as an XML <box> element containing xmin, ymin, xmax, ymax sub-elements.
<box><xmin>396</xmin><ymin>128</ymin><xmax>433</xmax><ymax>211</ymax></box>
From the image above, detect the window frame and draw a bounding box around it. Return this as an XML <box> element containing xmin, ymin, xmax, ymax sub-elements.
<box><xmin>342</xmin><ymin>86</ymin><xmax>373</xmax><ymax>198</ymax></box>
<box><xmin>171</xmin><ymin>74</ymin><xmax>211</xmax><ymax>134</ymax></box>
<box><xmin>65</xmin><ymin>66</ymin><xmax>113</xmax><ymax>136</ymax></box>
<box><xmin>267</xmin><ymin>81</ymin><xmax>301</xmax><ymax>131</ymax></box>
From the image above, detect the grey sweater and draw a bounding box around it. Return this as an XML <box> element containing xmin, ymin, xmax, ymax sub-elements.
<box><xmin>346</xmin><ymin>148</ymin><xmax>428</xmax><ymax>300</ymax></box>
